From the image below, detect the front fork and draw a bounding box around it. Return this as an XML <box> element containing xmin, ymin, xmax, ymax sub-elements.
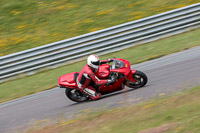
<box><xmin>123</xmin><ymin>69</ymin><xmax>136</xmax><ymax>86</ymax></box>
<box><xmin>127</xmin><ymin>69</ymin><xmax>136</xmax><ymax>82</ymax></box>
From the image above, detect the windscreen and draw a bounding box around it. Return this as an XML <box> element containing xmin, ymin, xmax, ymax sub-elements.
<box><xmin>111</xmin><ymin>60</ymin><xmax>124</xmax><ymax>69</ymax></box>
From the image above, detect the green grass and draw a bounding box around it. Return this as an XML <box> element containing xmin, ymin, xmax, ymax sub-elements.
<box><xmin>0</xmin><ymin>28</ymin><xmax>200</xmax><ymax>103</ymax></box>
<box><xmin>26</xmin><ymin>86</ymin><xmax>200</xmax><ymax>133</ymax></box>
<box><xmin>0</xmin><ymin>0</ymin><xmax>199</xmax><ymax>56</ymax></box>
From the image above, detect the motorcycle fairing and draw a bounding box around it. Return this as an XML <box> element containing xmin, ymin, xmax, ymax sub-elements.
<box><xmin>98</xmin><ymin>77</ymin><xmax>125</xmax><ymax>94</ymax></box>
<box><xmin>110</xmin><ymin>58</ymin><xmax>131</xmax><ymax>76</ymax></box>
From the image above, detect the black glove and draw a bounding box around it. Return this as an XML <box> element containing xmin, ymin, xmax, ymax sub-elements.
<box><xmin>107</xmin><ymin>75</ymin><xmax>117</xmax><ymax>86</ymax></box>
<box><xmin>108</xmin><ymin>58</ymin><xmax>114</xmax><ymax>63</ymax></box>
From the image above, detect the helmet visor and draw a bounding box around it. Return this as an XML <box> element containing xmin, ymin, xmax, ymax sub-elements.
<box><xmin>91</xmin><ymin>61</ymin><xmax>100</xmax><ymax>66</ymax></box>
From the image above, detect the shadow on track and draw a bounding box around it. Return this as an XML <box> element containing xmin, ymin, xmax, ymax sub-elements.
<box><xmin>67</xmin><ymin>85</ymin><xmax>149</xmax><ymax>107</ymax></box>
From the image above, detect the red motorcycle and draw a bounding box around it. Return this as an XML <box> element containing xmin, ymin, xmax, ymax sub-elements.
<box><xmin>58</xmin><ymin>58</ymin><xmax>148</xmax><ymax>102</ymax></box>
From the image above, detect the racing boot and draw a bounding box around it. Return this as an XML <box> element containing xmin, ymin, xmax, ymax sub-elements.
<box><xmin>90</xmin><ymin>92</ymin><xmax>101</xmax><ymax>100</ymax></box>
<box><xmin>83</xmin><ymin>87</ymin><xmax>101</xmax><ymax>100</ymax></box>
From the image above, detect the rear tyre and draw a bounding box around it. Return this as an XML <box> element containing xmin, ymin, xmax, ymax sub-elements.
<box><xmin>126</xmin><ymin>70</ymin><xmax>148</xmax><ymax>89</ymax></box>
<box><xmin>65</xmin><ymin>88</ymin><xmax>89</xmax><ymax>102</ymax></box>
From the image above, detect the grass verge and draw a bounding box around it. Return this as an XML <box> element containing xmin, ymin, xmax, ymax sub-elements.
<box><xmin>0</xmin><ymin>0</ymin><xmax>199</xmax><ymax>56</ymax></box>
<box><xmin>0</xmin><ymin>28</ymin><xmax>200</xmax><ymax>103</ymax></box>
<box><xmin>26</xmin><ymin>86</ymin><xmax>200</xmax><ymax>133</ymax></box>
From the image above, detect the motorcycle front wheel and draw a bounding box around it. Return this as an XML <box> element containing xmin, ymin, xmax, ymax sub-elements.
<box><xmin>65</xmin><ymin>88</ymin><xmax>89</xmax><ymax>102</ymax></box>
<box><xmin>126</xmin><ymin>70</ymin><xmax>148</xmax><ymax>89</ymax></box>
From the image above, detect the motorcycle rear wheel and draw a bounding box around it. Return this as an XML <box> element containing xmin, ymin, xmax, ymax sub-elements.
<box><xmin>65</xmin><ymin>88</ymin><xmax>89</xmax><ymax>102</ymax></box>
<box><xmin>126</xmin><ymin>70</ymin><xmax>148</xmax><ymax>88</ymax></box>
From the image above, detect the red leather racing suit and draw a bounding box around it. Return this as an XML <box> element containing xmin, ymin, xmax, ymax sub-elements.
<box><xmin>76</xmin><ymin>60</ymin><xmax>109</xmax><ymax>98</ymax></box>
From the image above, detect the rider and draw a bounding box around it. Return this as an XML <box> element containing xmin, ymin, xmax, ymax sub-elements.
<box><xmin>76</xmin><ymin>54</ymin><xmax>116</xmax><ymax>100</ymax></box>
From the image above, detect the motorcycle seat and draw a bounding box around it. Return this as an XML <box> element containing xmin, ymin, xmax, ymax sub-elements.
<box><xmin>74</xmin><ymin>73</ymin><xmax>79</xmax><ymax>81</ymax></box>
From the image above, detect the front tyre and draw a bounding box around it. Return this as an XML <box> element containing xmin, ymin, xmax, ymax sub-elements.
<box><xmin>126</xmin><ymin>70</ymin><xmax>148</xmax><ymax>88</ymax></box>
<box><xmin>65</xmin><ymin>88</ymin><xmax>89</xmax><ymax>102</ymax></box>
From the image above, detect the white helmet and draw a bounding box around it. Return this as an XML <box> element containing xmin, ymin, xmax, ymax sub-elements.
<box><xmin>87</xmin><ymin>54</ymin><xmax>100</xmax><ymax>69</ymax></box>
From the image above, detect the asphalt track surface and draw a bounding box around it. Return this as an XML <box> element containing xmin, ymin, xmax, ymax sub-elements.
<box><xmin>1</xmin><ymin>46</ymin><xmax>200</xmax><ymax>133</ymax></box>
